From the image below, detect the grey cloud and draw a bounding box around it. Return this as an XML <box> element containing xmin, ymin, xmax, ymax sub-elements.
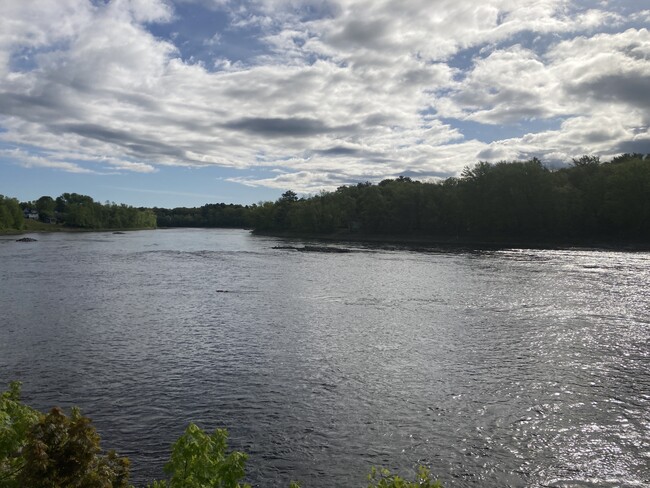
<box><xmin>364</xmin><ymin>113</ymin><xmax>392</xmax><ymax>127</ymax></box>
<box><xmin>102</xmin><ymin>89</ymin><xmax>164</xmax><ymax>113</ymax></box>
<box><xmin>401</xmin><ymin>68</ymin><xmax>436</xmax><ymax>86</ymax></box>
<box><xmin>315</xmin><ymin>146</ymin><xmax>359</xmax><ymax>156</ymax></box>
<box><xmin>327</xmin><ymin>19</ymin><xmax>390</xmax><ymax>49</ymax></box>
<box><xmin>467</xmin><ymin>105</ymin><xmax>549</xmax><ymax>125</ymax></box>
<box><xmin>223</xmin><ymin>117</ymin><xmax>355</xmax><ymax>137</ymax></box>
<box><xmin>477</xmin><ymin>146</ymin><xmax>508</xmax><ymax>160</ymax></box>
<box><xmin>456</xmin><ymin>86</ymin><xmax>550</xmax><ymax>124</ymax></box>
<box><xmin>614</xmin><ymin>138</ymin><xmax>650</xmax><ymax>154</ymax></box>
<box><xmin>0</xmin><ymin>86</ymin><xmax>213</xmax><ymax>147</ymax></box>
<box><xmin>568</xmin><ymin>74</ymin><xmax>650</xmax><ymax>110</ymax></box>
<box><xmin>0</xmin><ymin>89</ymin><xmax>84</xmax><ymax>122</ymax></box>
<box><xmin>583</xmin><ymin>129</ymin><xmax>620</xmax><ymax>144</ymax></box>
<box><xmin>622</xmin><ymin>43</ymin><xmax>650</xmax><ymax>61</ymax></box>
<box><xmin>312</xmin><ymin>146</ymin><xmax>388</xmax><ymax>162</ymax></box>
<box><xmin>54</xmin><ymin>123</ymin><xmax>190</xmax><ymax>161</ymax></box>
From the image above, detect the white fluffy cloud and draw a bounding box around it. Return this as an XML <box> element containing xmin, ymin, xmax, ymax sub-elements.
<box><xmin>438</xmin><ymin>26</ymin><xmax>650</xmax><ymax>162</ymax></box>
<box><xmin>0</xmin><ymin>0</ymin><xmax>648</xmax><ymax>192</ymax></box>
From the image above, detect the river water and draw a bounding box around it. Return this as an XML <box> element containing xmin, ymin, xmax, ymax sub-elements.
<box><xmin>0</xmin><ymin>228</ymin><xmax>648</xmax><ymax>487</ymax></box>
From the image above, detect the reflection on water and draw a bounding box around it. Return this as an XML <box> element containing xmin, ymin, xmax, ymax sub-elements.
<box><xmin>1</xmin><ymin>229</ymin><xmax>648</xmax><ymax>487</ymax></box>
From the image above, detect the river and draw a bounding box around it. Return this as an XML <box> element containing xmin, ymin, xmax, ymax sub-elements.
<box><xmin>0</xmin><ymin>228</ymin><xmax>648</xmax><ymax>487</ymax></box>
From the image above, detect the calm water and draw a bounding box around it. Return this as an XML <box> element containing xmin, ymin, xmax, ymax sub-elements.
<box><xmin>1</xmin><ymin>229</ymin><xmax>648</xmax><ymax>487</ymax></box>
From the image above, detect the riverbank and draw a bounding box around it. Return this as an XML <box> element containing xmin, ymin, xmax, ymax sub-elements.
<box><xmin>0</xmin><ymin>220</ymin><xmax>156</xmax><ymax>235</ymax></box>
<box><xmin>254</xmin><ymin>230</ymin><xmax>650</xmax><ymax>252</ymax></box>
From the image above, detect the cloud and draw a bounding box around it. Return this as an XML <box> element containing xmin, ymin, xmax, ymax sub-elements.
<box><xmin>228</xmin><ymin>169</ymin><xmax>359</xmax><ymax>193</ymax></box>
<box><xmin>223</xmin><ymin>117</ymin><xmax>350</xmax><ymax>137</ymax></box>
<box><xmin>0</xmin><ymin>0</ymin><xmax>648</xmax><ymax>193</ymax></box>
<box><xmin>105</xmin><ymin>159</ymin><xmax>157</xmax><ymax>173</ymax></box>
<box><xmin>436</xmin><ymin>27</ymin><xmax>650</xmax><ymax>164</ymax></box>
<box><xmin>549</xmin><ymin>28</ymin><xmax>650</xmax><ymax>118</ymax></box>
<box><xmin>614</xmin><ymin>137</ymin><xmax>650</xmax><ymax>155</ymax></box>
<box><xmin>119</xmin><ymin>0</ymin><xmax>173</xmax><ymax>23</ymax></box>
<box><xmin>1</xmin><ymin>148</ymin><xmax>98</xmax><ymax>174</ymax></box>
<box><xmin>315</xmin><ymin>146</ymin><xmax>359</xmax><ymax>156</ymax></box>
<box><xmin>444</xmin><ymin>45</ymin><xmax>556</xmax><ymax>123</ymax></box>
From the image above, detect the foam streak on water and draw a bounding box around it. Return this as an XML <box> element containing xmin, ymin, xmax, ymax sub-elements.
<box><xmin>1</xmin><ymin>229</ymin><xmax>648</xmax><ymax>487</ymax></box>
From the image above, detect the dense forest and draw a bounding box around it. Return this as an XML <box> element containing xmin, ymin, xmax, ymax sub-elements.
<box><xmin>3</xmin><ymin>193</ymin><xmax>157</xmax><ymax>231</ymax></box>
<box><xmin>248</xmin><ymin>154</ymin><xmax>650</xmax><ymax>243</ymax></box>
<box><xmin>153</xmin><ymin>203</ymin><xmax>249</xmax><ymax>228</ymax></box>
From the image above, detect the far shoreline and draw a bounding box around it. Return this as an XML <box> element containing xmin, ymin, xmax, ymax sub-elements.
<box><xmin>253</xmin><ymin>229</ymin><xmax>650</xmax><ymax>253</ymax></box>
<box><xmin>0</xmin><ymin>223</ymin><xmax>156</xmax><ymax>236</ymax></box>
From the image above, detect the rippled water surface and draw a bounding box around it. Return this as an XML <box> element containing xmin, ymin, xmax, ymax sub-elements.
<box><xmin>1</xmin><ymin>229</ymin><xmax>648</xmax><ymax>487</ymax></box>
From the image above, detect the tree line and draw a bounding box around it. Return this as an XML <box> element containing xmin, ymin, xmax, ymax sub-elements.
<box><xmin>2</xmin><ymin>193</ymin><xmax>158</xmax><ymax>231</ymax></box>
<box><xmin>248</xmin><ymin>153</ymin><xmax>650</xmax><ymax>243</ymax></box>
<box><xmin>4</xmin><ymin>154</ymin><xmax>649</xmax><ymax>242</ymax></box>
<box><xmin>153</xmin><ymin>203</ymin><xmax>249</xmax><ymax>228</ymax></box>
<box><xmin>48</xmin><ymin>193</ymin><xmax>157</xmax><ymax>229</ymax></box>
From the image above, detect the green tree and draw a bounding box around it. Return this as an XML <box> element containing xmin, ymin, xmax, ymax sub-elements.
<box><xmin>272</xmin><ymin>190</ymin><xmax>299</xmax><ymax>230</ymax></box>
<box><xmin>571</xmin><ymin>155</ymin><xmax>600</xmax><ymax>167</ymax></box>
<box><xmin>367</xmin><ymin>466</ymin><xmax>443</xmax><ymax>488</ymax></box>
<box><xmin>279</xmin><ymin>190</ymin><xmax>298</xmax><ymax>203</ymax></box>
<box><xmin>148</xmin><ymin>423</ymin><xmax>250</xmax><ymax>488</ymax></box>
<box><xmin>0</xmin><ymin>196</ymin><xmax>24</xmax><ymax>231</ymax></box>
<box><xmin>358</xmin><ymin>185</ymin><xmax>388</xmax><ymax>233</ymax></box>
<box><xmin>35</xmin><ymin>196</ymin><xmax>56</xmax><ymax>222</ymax></box>
<box><xmin>18</xmin><ymin>406</ymin><xmax>131</xmax><ymax>488</ymax></box>
<box><xmin>0</xmin><ymin>382</ymin><xmax>41</xmax><ymax>487</ymax></box>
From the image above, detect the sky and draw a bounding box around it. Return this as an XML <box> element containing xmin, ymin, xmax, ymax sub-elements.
<box><xmin>1</xmin><ymin>0</ymin><xmax>649</xmax><ymax>208</ymax></box>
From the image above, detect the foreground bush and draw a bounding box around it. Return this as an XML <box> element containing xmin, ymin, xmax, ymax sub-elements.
<box><xmin>0</xmin><ymin>381</ymin><xmax>40</xmax><ymax>487</ymax></box>
<box><xmin>367</xmin><ymin>466</ymin><xmax>442</xmax><ymax>488</ymax></box>
<box><xmin>1</xmin><ymin>382</ymin><xmax>130</xmax><ymax>488</ymax></box>
<box><xmin>19</xmin><ymin>407</ymin><xmax>131</xmax><ymax>488</ymax></box>
<box><xmin>146</xmin><ymin>424</ymin><xmax>252</xmax><ymax>488</ymax></box>
<box><xmin>1</xmin><ymin>382</ymin><xmax>442</xmax><ymax>487</ymax></box>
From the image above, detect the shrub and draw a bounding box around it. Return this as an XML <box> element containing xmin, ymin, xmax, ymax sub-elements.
<box><xmin>0</xmin><ymin>381</ymin><xmax>41</xmax><ymax>487</ymax></box>
<box><xmin>367</xmin><ymin>466</ymin><xmax>443</xmax><ymax>488</ymax></box>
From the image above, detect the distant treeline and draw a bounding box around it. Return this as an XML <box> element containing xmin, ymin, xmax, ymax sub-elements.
<box><xmin>16</xmin><ymin>193</ymin><xmax>157</xmax><ymax>230</ymax></box>
<box><xmin>249</xmin><ymin>153</ymin><xmax>650</xmax><ymax>243</ymax></box>
<box><xmin>153</xmin><ymin>203</ymin><xmax>249</xmax><ymax>228</ymax></box>
<box><xmin>4</xmin><ymin>154</ymin><xmax>649</xmax><ymax>241</ymax></box>
<box><xmin>100</xmin><ymin>153</ymin><xmax>650</xmax><ymax>243</ymax></box>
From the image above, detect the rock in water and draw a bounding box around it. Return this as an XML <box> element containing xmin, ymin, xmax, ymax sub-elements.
<box><xmin>16</xmin><ymin>237</ymin><xmax>37</xmax><ymax>242</ymax></box>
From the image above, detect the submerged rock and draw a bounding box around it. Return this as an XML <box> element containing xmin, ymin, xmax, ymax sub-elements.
<box><xmin>16</xmin><ymin>237</ymin><xmax>37</xmax><ymax>242</ymax></box>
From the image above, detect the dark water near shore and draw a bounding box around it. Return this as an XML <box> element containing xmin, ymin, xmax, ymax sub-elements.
<box><xmin>1</xmin><ymin>228</ymin><xmax>648</xmax><ymax>487</ymax></box>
